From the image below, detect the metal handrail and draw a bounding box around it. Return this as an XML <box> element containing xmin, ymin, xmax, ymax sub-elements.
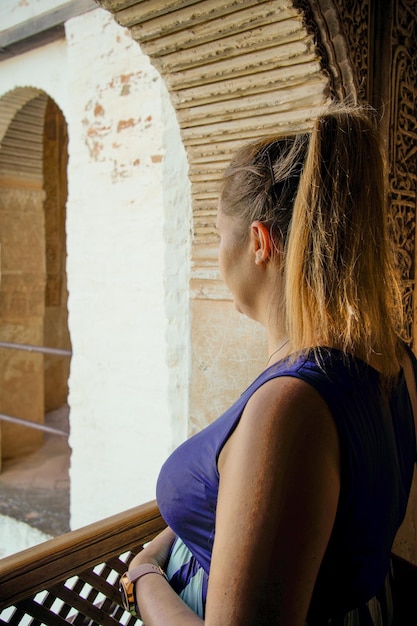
<box><xmin>0</xmin><ymin>412</ymin><xmax>69</xmax><ymax>436</ymax></box>
<box><xmin>0</xmin><ymin>340</ymin><xmax>72</xmax><ymax>356</ymax></box>
<box><xmin>0</xmin><ymin>341</ymin><xmax>71</xmax><ymax>436</ymax></box>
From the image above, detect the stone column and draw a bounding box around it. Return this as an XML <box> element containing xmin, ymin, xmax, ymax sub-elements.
<box><xmin>0</xmin><ymin>185</ymin><xmax>46</xmax><ymax>460</ymax></box>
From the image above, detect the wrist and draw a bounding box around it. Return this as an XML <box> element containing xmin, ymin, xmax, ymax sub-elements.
<box><xmin>119</xmin><ymin>563</ymin><xmax>166</xmax><ymax>617</ymax></box>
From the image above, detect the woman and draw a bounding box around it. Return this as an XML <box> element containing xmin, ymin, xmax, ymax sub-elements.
<box><xmin>121</xmin><ymin>106</ymin><xmax>417</xmax><ymax>625</ymax></box>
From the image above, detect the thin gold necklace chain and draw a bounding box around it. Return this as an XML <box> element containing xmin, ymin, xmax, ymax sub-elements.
<box><xmin>266</xmin><ymin>339</ymin><xmax>290</xmax><ymax>366</ymax></box>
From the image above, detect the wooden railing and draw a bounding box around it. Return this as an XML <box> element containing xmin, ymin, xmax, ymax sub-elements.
<box><xmin>0</xmin><ymin>500</ymin><xmax>165</xmax><ymax>625</ymax></box>
<box><xmin>0</xmin><ymin>498</ymin><xmax>416</xmax><ymax>625</ymax></box>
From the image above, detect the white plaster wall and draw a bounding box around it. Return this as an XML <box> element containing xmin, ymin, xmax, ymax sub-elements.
<box><xmin>65</xmin><ymin>8</ymin><xmax>190</xmax><ymax>528</ymax></box>
<box><xmin>0</xmin><ymin>3</ymin><xmax>190</xmax><ymax>532</ymax></box>
<box><xmin>0</xmin><ymin>38</ymin><xmax>68</xmax><ymax>113</ymax></box>
<box><xmin>160</xmin><ymin>86</ymin><xmax>192</xmax><ymax>448</ymax></box>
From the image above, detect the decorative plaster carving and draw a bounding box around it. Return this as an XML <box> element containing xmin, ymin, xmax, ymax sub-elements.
<box><xmin>389</xmin><ymin>0</ymin><xmax>417</xmax><ymax>343</ymax></box>
<box><xmin>332</xmin><ymin>0</ymin><xmax>369</xmax><ymax>101</ymax></box>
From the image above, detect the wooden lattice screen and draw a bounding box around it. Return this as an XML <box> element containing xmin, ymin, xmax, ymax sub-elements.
<box><xmin>0</xmin><ymin>501</ymin><xmax>165</xmax><ymax>625</ymax></box>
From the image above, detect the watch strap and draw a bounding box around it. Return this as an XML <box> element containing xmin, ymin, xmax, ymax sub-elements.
<box><xmin>127</xmin><ymin>563</ymin><xmax>166</xmax><ymax>583</ymax></box>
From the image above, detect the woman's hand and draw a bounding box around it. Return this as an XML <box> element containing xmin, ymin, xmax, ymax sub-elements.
<box><xmin>128</xmin><ymin>527</ymin><xmax>203</xmax><ymax>625</ymax></box>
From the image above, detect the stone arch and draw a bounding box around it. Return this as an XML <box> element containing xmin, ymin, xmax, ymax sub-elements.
<box><xmin>98</xmin><ymin>0</ymin><xmax>334</xmax><ymax>295</ymax></box>
<box><xmin>0</xmin><ymin>87</ymin><xmax>71</xmax><ymax>461</ymax></box>
<box><xmin>95</xmin><ymin>0</ymin><xmax>339</xmax><ymax>430</ymax></box>
<box><xmin>0</xmin><ymin>87</ymin><xmax>45</xmax><ymax>151</ymax></box>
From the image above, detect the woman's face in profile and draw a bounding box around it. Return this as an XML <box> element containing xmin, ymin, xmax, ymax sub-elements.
<box><xmin>216</xmin><ymin>205</ymin><xmax>259</xmax><ymax>319</ymax></box>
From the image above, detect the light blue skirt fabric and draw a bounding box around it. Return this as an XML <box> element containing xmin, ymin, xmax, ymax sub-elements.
<box><xmin>165</xmin><ymin>536</ymin><xmax>208</xmax><ymax>619</ymax></box>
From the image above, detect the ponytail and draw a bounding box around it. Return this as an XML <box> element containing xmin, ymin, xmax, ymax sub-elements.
<box><xmin>285</xmin><ymin>106</ymin><xmax>403</xmax><ymax>375</ymax></box>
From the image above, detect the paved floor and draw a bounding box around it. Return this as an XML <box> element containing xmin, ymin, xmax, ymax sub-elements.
<box><xmin>0</xmin><ymin>405</ymin><xmax>71</xmax><ymax>538</ymax></box>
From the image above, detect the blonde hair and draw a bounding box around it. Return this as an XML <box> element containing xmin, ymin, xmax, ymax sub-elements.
<box><xmin>220</xmin><ymin>106</ymin><xmax>404</xmax><ymax>377</ymax></box>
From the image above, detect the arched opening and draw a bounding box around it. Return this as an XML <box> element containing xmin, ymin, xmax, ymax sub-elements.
<box><xmin>0</xmin><ymin>88</ymin><xmax>71</xmax><ymax>539</ymax></box>
<box><xmin>0</xmin><ymin>91</ymin><xmax>47</xmax><ymax>460</ymax></box>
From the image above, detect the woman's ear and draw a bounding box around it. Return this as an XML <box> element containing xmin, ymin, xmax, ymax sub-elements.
<box><xmin>251</xmin><ymin>221</ymin><xmax>273</xmax><ymax>265</ymax></box>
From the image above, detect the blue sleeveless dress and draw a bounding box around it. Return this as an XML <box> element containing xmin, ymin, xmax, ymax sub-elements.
<box><xmin>156</xmin><ymin>348</ymin><xmax>417</xmax><ymax>624</ymax></box>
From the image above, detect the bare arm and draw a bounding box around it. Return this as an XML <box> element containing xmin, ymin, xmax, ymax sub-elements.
<box><xmin>129</xmin><ymin>526</ymin><xmax>176</xmax><ymax>571</ymax></box>
<box><xmin>206</xmin><ymin>376</ymin><xmax>341</xmax><ymax>625</ymax></box>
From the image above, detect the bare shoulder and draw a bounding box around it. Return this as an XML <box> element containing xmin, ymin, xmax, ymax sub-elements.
<box><xmin>220</xmin><ymin>375</ymin><xmax>338</xmax><ymax>472</ymax></box>
<box><xmin>246</xmin><ymin>374</ymin><xmax>332</xmax><ymax>423</ymax></box>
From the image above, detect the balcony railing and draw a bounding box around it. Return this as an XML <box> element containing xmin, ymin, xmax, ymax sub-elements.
<box><xmin>0</xmin><ymin>498</ymin><xmax>416</xmax><ymax>625</ymax></box>
<box><xmin>0</xmin><ymin>500</ymin><xmax>165</xmax><ymax>625</ymax></box>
